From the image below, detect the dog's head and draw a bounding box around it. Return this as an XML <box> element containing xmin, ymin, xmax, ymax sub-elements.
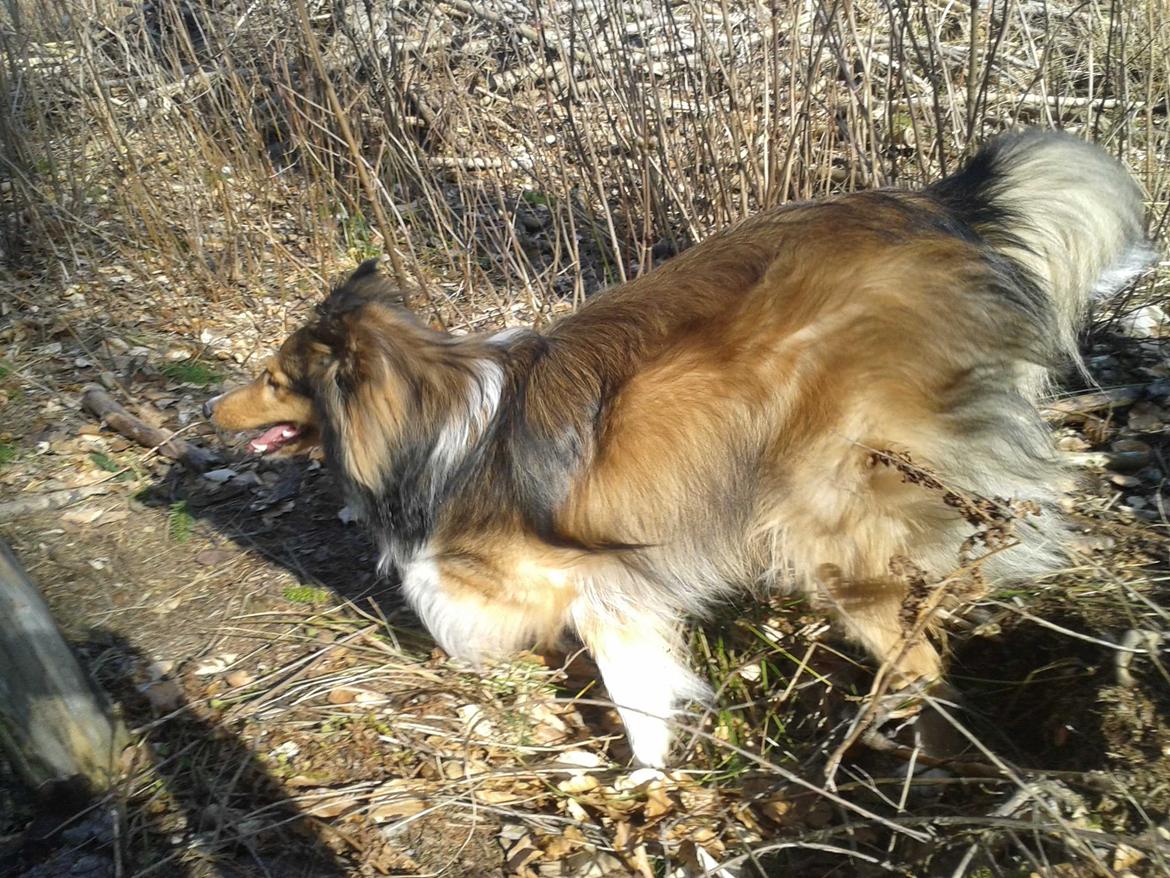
<box><xmin>203</xmin><ymin>259</ymin><xmax>415</xmax><ymax>461</ymax></box>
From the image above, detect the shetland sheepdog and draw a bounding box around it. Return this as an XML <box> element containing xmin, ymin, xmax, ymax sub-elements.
<box><xmin>206</xmin><ymin>131</ymin><xmax>1152</xmax><ymax>766</ymax></box>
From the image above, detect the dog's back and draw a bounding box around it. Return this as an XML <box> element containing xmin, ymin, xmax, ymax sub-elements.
<box><xmin>216</xmin><ymin>131</ymin><xmax>1152</xmax><ymax>768</ymax></box>
<box><xmin>516</xmin><ymin>132</ymin><xmax>1152</xmax><ymax>763</ymax></box>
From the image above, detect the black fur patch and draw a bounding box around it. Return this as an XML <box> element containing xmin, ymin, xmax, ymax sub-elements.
<box><xmin>926</xmin><ymin>135</ymin><xmax>1054</xmax><ymax>342</ymax></box>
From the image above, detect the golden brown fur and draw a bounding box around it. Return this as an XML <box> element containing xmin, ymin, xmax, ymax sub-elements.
<box><xmin>207</xmin><ymin>131</ymin><xmax>1152</xmax><ymax>765</ymax></box>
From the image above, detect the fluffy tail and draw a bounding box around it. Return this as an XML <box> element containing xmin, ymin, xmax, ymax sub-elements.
<box><xmin>930</xmin><ymin>129</ymin><xmax>1155</xmax><ymax>376</ymax></box>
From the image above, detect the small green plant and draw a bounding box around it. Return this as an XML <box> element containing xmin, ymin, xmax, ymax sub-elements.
<box><xmin>0</xmin><ymin>442</ymin><xmax>16</xmax><ymax>466</ymax></box>
<box><xmin>283</xmin><ymin>585</ymin><xmax>333</xmax><ymax>605</ymax></box>
<box><xmin>91</xmin><ymin>452</ymin><xmax>139</xmax><ymax>481</ymax></box>
<box><xmin>341</xmin><ymin>211</ymin><xmax>380</xmax><ymax>262</ymax></box>
<box><xmin>521</xmin><ymin>189</ymin><xmax>551</xmax><ymax>207</ymax></box>
<box><xmin>90</xmin><ymin>451</ymin><xmax>119</xmax><ymax>472</ymax></box>
<box><xmin>168</xmin><ymin>500</ymin><xmax>193</xmax><ymax>543</ymax></box>
<box><xmin>161</xmin><ymin>359</ymin><xmax>221</xmax><ymax>387</ymax></box>
<box><xmin>0</xmin><ymin>363</ymin><xmax>10</xmax><ymax>380</ymax></box>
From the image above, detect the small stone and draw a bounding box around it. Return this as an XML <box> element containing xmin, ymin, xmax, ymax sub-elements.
<box><xmin>201</xmin><ymin>468</ymin><xmax>237</xmax><ymax>483</ymax></box>
<box><xmin>499</xmin><ymin>823</ymin><xmax>527</xmax><ymax>843</ymax></box>
<box><xmin>613</xmin><ymin>767</ymin><xmax>665</xmax><ymax>791</ymax></box>
<box><xmin>1118</xmin><ymin>304</ymin><xmax>1169</xmax><ymax>338</ymax></box>
<box><xmin>62</xmin><ymin>507</ymin><xmax>104</xmax><ymax>526</ymax></box>
<box><xmin>1113</xmin><ymin>438</ymin><xmax>1153</xmax><ymax>454</ymax></box>
<box><xmin>1110</xmin><ymin>474</ymin><xmax>1142</xmax><ymax>488</ymax></box>
<box><xmin>1127</xmin><ymin>402</ymin><xmax>1165</xmax><ymax>432</ymax></box>
<box><xmin>1072</xmin><ymin>533</ymin><xmax>1116</xmax><ymax>553</ymax></box>
<box><xmin>143</xmin><ymin>680</ymin><xmax>184</xmax><ymax>712</ymax></box>
<box><xmin>194</xmin><ymin>548</ymin><xmax>234</xmax><ymax>566</ymax></box>
<box><xmin>225</xmin><ymin>670</ymin><xmax>255</xmax><ymax>687</ymax></box>
<box><xmin>1110</xmin><ymin>438</ymin><xmax>1153</xmax><ymax>468</ymax></box>
<box><xmin>1125</xmin><ymin>495</ymin><xmax>1148</xmax><ymax>509</ymax></box>
<box><xmin>1056</xmin><ymin>434</ymin><xmax>1090</xmax><ymax>452</ymax></box>
<box><xmin>193</xmin><ymin>654</ymin><xmax>237</xmax><ymax>676</ymax></box>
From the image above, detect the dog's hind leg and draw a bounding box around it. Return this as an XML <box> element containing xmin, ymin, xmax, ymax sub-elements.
<box><xmin>815</xmin><ymin>564</ymin><xmax>943</xmax><ymax>687</ymax></box>
<box><xmin>572</xmin><ymin>603</ymin><xmax>710</xmax><ymax>767</ymax></box>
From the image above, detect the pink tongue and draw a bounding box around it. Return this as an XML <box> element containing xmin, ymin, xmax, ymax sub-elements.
<box><xmin>249</xmin><ymin>424</ymin><xmax>299</xmax><ymax>453</ymax></box>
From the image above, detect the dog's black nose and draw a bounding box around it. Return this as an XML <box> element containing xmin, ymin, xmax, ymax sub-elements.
<box><xmin>202</xmin><ymin>399</ymin><xmax>215</xmax><ymax>419</ymax></box>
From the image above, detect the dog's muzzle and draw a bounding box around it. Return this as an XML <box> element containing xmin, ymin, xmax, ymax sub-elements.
<box><xmin>202</xmin><ymin>394</ymin><xmax>223</xmax><ymax>419</ymax></box>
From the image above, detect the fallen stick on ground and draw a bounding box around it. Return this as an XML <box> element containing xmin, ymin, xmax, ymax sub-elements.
<box><xmin>81</xmin><ymin>387</ymin><xmax>219</xmax><ymax>472</ymax></box>
<box><xmin>0</xmin><ymin>485</ymin><xmax>112</xmax><ymax>521</ymax></box>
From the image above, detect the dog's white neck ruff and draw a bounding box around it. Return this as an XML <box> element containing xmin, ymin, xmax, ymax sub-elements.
<box><xmin>370</xmin><ymin>353</ymin><xmax>505</xmax><ymax>574</ymax></box>
<box><xmin>426</xmin><ymin>356</ymin><xmax>505</xmax><ymax>484</ymax></box>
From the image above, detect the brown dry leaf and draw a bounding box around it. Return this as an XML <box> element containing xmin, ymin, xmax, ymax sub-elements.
<box><xmin>678</xmin><ymin>785</ymin><xmax>721</xmax><ymax>815</ymax></box>
<box><xmin>758</xmin><ymin>798</ymin><xmax>791</xmax><ymax>824</ymax></box>
<box><xmin>474</xmin><ymin>788</ymin><xmax>526</xmax><ymax>805</ymax></box>
<box><xmin>612</xmin><ymin>820</ymin><xmax>632</xmax><ymax>853</ymax></box>
<box><xmin>505</xmin><ymin>834</ymin><xmax>543</xmax><ymax>873</ymax></box>
<box><xmin>592</xmin><ymin>787</ymin><xmax>641</xmax><ymax>817</ymax></box>
<box><xmin>527</xmin><ymin>700</ymin><xmax>571</xmax><ymax>744</ymax></box>
<box><xmin>541</xmin><ymin>826</ymin><xmax>585</xmax><ymax>860</ymax></box>
<box><xmin>304</xmin><ymin>793</ymin><xmax>360</xmax><ymax>818</ymax></box>
<box><xmin>628</xmin><ymin>843</ymin><xmax>654</xmax><ymax>878</ymax></box>
<box><xmin>443</xmin><ymin>759</ymin><xmax>489</xmax><ymax>780</ymax></box>
<box><xmin>225</xmin><ymin>670</ymin><xmax>255</xmax><ymax>687</ymax></box>
<box><xmin>643</xmin><ymin>782</ymin><xmax>675</xmax><ymax>820</ymax></box>
<box><xmin>1112</xmin><ymin>844</ymin><xmax>1145</xmax><ymax>871</ymax></box>
<box><xmin>556</xmin><ymin>774</ymin><xmax>600</xmax><ymax>794</ymax></box>
<box><xmin>368</xmin><ymin>796</ymin><xmax>426</xmax><ymax>823</ymax></box>
<box><xmin>327</xmin><ymin>687</ymin><xmax>357</xmax><ymax>704</ymax></box>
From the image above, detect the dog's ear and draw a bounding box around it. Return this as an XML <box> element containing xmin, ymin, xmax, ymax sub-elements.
<box><xmin>350</xmin><ymin>257</ymin><xmax>381</xmax><ymax>281</ymax></box>
<box><xmin>321</xmin><ymin>257</ymin><xmax>410</xmax><ymax>314</ymax></box>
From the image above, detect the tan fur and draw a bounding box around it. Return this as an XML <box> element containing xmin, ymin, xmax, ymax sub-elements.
<box><xmin>207</xmin><ymin>132</ymin><xmax>1151</xmax><ymax>765</ymax></box>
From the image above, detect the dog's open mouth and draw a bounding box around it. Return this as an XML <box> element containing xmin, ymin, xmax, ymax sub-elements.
<box><xmin>249</xmin><ymin>423</ymin><xmax>303</xmax><ymax>454</ymax></box>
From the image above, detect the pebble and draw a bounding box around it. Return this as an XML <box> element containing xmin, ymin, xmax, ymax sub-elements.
<box><xmin>1127</xmin><ymin>402</ymin><xmax>1166</xmax><ymax>433</ymax></box>
<box><xmin>1057</xmin><ymin>434</ymin><xmax>1090</xmax><ymax>452</ymax></box>
<box><xmin>1118</xmin><ymin>304</ymin><xmax>1169</xmax><ymax>338</ymax></box>
<box><xmin>1108</xmin><ymin>451</ymin><xmax>1153</xmax><ymax>474</ymax></box>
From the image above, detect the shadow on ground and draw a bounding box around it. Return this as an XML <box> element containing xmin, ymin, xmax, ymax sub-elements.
<box><xmin>1</xmin><ymin>627</ymin><xmax>352</xmax><ymax>877</ymax></box>
<box><xmin>137</xmin><ymin>452</ymin><xmax>394</xmax><ymax>609</ymax></box>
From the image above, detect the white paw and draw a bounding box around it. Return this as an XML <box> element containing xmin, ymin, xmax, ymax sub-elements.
<box><xmin>622</xmin><ymin>709</ymin><xmax>672</xmax><ymax>768</ymax></box>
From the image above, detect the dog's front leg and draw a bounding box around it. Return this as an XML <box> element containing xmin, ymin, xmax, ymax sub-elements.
<box><xmin>572</xmin><ymin>604</ymin><xmax>709</xmax><ymax>767</ymax></box>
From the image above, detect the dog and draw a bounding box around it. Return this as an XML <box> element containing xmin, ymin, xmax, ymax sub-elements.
<box><xmin>206</xmin><ymin>130</ymin><xmax>1151</xmax><ymax>767</ymax></box>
